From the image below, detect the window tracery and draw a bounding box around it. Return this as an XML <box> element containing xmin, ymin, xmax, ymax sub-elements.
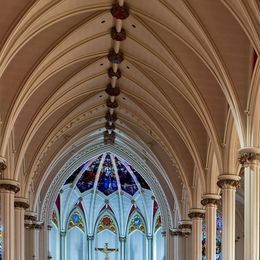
<box><xmin>128</xmin><ymin>212</ymin><xmax>146</xmax><ymax>234</ymax></box>
<box><xmin>97</xmin><ymin>215</ymin><xmax>117</xmax><ymax>234</ymax></box>
<box><xmin>68</xmin><ymin>210</ymin><xmax>85</xmax><ymax>232</ymax></box>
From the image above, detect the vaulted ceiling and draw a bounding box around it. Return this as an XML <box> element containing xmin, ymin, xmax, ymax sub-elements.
<box><xmin>0</xmin><ymin>0</ymin><xmax>259</xmax><ymax>216</ymax></box>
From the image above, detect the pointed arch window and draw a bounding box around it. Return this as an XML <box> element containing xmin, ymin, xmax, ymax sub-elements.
<box><xmin>97</xmin><ymin>215</ymin><xmax>118</xmax><ymax>234</ymax></box>
<box><xmin>128</xmin><ymin>211</ymin><xmax>146</xmax><ymax>234</ymax></box>
<box><xmin>68</xmin><ymin>210</ymin><xmax>85</xmax><ymax>232</ymax></box>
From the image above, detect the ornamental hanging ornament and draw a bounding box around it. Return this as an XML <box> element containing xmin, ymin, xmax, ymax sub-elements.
<box><xmin>107</xmin><ymin>99</ymin><xmax>119</xmax><ymax>109</ymax></box>
<box><xmin>111</xmin><ymin>27</ymin><xmax>127</xmax><ymax>41</ymax></box>
<box><xmin>111</xmin><ymin>3</ymin><xmax>129</xmax><ymax>20</ymax></box>
<box><xmin>104</xmin><ymin>131</ymin><xmax>116</xmax><ymax>145</ymax></box>
<box><xmin>105</xmin><ymin>122</ymin><xmax>116</xmax><ymax>131</ymax></box>
<box><xmin>105</xmin><ymin>111</ymin><xmax>118</xmax><ymax>122</ymax></box>
<box><xmin>108</xmin><ymin>67</ymin><xmax>122</xmax><ymax>79</ymax></box>
<box><xmin>107</xmin><ymin>49</ymin><xmax>124</xmax><ymax>64</ymax></box>
<box><xmin>105</xmin><ymin>84</ymin><xmax>121</xmax><ymax>96</ymax></box>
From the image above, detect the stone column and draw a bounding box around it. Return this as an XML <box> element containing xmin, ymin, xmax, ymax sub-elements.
<box><xmin>24</xmin><ymin>212</ymin><xmax>41</xmax><ymax>260</ymax></box>
<box><xmin>171</xmin><ymin>229</ymin><xmax>183</xmax><ymax>260</ymax></box>
<box><xmin>201</xmin><ymin>194</ymin><xmax>220</xmax><ymax>260</ymax></box>
<box><xmin>14</xmin><ymin>197</ymin><xmax>30</xmax><ymax>260</ymax></box>
<box><xmin>60</xmin><ymin>231</ymin><xmax>66</xmax><ymax>260</ymax></box>
<box><xmin>239</xmin><ymin>148</ymin><xmax>260</xmax><ymax>260</ymax></box>
<box><xmin>119</xmin><ymin>236</ymin><xmax>126</xmax><ymax>260</ymax></box>
<box><xmin>217</xmin><ymin>175</ymin><xmax>240</xmax><ymax>260</ymax></box>
<box><xmin>179</xmin><ymin>221</ymin><xmax>192</xmax><ymax>260</ymax></box>
<box><xmin>188</xmin><ymin>209</ymin><xmax>205</xmax><ymax>260</ymax></box>
<box><xmin>147</xmin><ymin>235</ymin><xmax>153</xmax><ymax>260</ymax></box>
<box><xmin>87</xmin><ymin>235</ymin><xmax>94</xmax><ymax>260</ymax></box>
<box><xmin>0</xmin><ymin>177</ymin><xmax>20</xmax><ymax>260</ymax></box>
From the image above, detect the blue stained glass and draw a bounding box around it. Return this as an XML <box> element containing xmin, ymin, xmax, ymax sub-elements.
<box><xmin>129</xmin><ymin>165</ymin><xmax>150</xmax><ymax>190</ymax></box>
<box><xmin>98</xmin><ymin>154</ymin><xmax>118</xmax><ymax>195</ymax></box>
<box><xmin>115</xmin><ymin>157</ymin><xmax>138</xmax><ymax>196</ymax></box>
<box><xmin>72</xmin><ymin>213</ymin><xmax>81</xmax><ymax>223</ymax></box>
<box><xmin>76</xmin><ymin>156</ymin><xmax>102</xmax><ymax>193</ymax></box>
<box><xmin>65</xmin><ymin>163</ymin><xmax>85</xmax><ymax>185</ymax></box>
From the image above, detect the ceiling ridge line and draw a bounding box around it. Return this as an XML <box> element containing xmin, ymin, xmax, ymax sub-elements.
<box><xmin>103</xmin><ymin>1</ymin><xmax>129</xmax><ymax>145</ymax></box>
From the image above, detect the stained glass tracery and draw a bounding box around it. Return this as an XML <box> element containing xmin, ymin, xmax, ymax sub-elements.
<box><xmin>128</xmin><ymin>212</ymin><xmax>146</xmax><ymax>234</ymax></box>
<box><xmin>97</xmin><ymin>215</ymin><xmax>117</xmax><ymax>234</ymax></box>
<box><xmin>68</xmin><ymin>210</ymin><xmax>85</xmax><ymax>232</ymax></box>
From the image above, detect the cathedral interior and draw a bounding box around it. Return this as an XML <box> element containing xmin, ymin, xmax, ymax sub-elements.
<box><xmin>0</xmin><ymin>0</ymin><xmax>259</xmax><ymax>260</ymax></box>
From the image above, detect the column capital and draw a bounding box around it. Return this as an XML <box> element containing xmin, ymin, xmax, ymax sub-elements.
<box><xmin>238</xmin><ymin>147</ymin><xmax>260</xmax><ymax>165</ymax></box>
<box><xmin>147</xmin><ymin>235</ymin><xmax>153</xmax><ymax>240</ymax></box>
<box><xmin>119</xmin><ymin>236</ymin><xmax>126</xmax><ymax>242</ymax></box>
<box><xmin>24</xmin><ymin>211</ymin><xmax>37</xmax><ymax>222</ymax></box>
<box><xmin>60</xmin><ymin>231</ymin><xmax>66</xmax><ymax>237</ymax></box>
<box><xmin>0</xmin><ymin>179</ymin><xmax>20</xmax><ymax>193</ymax></box>
<box><xmin>0</xmin><ymin>156</ymin><xmax>7</xmax><ymax>172</ymax></box>
<box><xmin>14</xmin><ymin>197</ymin><xmax>30</xmax><ymax>209</ymax></box>
<box><xmin>188</xmin><ymin>208</ymin><xmax>205</xmax><ymax>219</ymax></box>
<box><xmin>178</xmin><ymin>220</ymin><xmax>192</xmax><ymax>237</ymax></box>
<box><xmin>201</xmin><ymin>194</ymin><xmax>220</xmax><ymax>206</ymax></box>
<box><xmin>87</xmin><ymin>235</ymin><xmax>95</xmax><ymax>240</ymax></box>
<box><xmin>170</xmin><ymin>228</ymin><xmax>183</xmax><ymax>237</ymax></box>
<box><xmin>217</xmin><ymin>174</ymin><xmax>241</xmax><ymax>189</ymax></box>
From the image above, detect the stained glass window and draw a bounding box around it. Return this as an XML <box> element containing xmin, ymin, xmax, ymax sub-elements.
<box><xmin>68</xmin><ymin>210</ymin><xmax>85</xmax><ymax>232</ymax></box>
<box><xmin>76</xmin><ymin>156</ymin><xmax>102</xmax><ymax>192</ymax></box>
<box><xmin>97</xmin><ymin>215</ymin><xmax>117</xmax><ymax>234</ymax></box>
<box><xmin>202</xmin><ymin>211</ymin><xmax>223</xmax><ymax>259</ymax></box>
<box><xmin>128</xmin><ymin>212</ymin><xmax>146</xmax><ymax>234</ymax></box>
<box><xmin>115</xmin><ymin>157</ymin><xmax>138</xmax><ymax>196</ymax></box>
<box><xmin>98</xmin><ymin>154</ymin><xmax>118</xmax><ymax>195</ymax></box>
<box><xmin>155</xmin><ymin>215</ymin><xmax>162</xmax><ymax>232</ymax></box>
<box><xmin>0</xmin><ymin>225</ymin><xmax>3</xmax><ymax>260</ymax></box>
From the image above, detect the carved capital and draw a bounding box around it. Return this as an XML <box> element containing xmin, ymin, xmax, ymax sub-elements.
<box><xmin>111</xmin><ymin>3</ymin><xmax>129</xmax><ymax>20</ymax></box>
<box><xmin>201</xmin><ymin>194</ymin><xmax>220</xmax><ymax>206</ymax></box>
<box><xmin>170</xmin><ymin>229</ymin><xmax>183</xmax><ymax>237</ymax></box>
<box><xmin>0</xmin><ymin>179</ymin><xmax>20</xmax><ymax>193</ymax></box>
<box><xmin>239</xmin><ymin>147</ymin><xmax>260</xmax><ymax>165</ymax></box>
<box><xmin>87</xmin><ymin>235</ymin><xmax>95</xmax><ymax>241</ymax></box>
<box><xmin>119</xmin><ymin>236</ymin><xmax>126</xmax><ymax>242</ymax></box>
<box><xmin>15</xmin><ymin>197</ymin><xmax>30</xmax><ymax>209</ymax></box>
<box><xmin>178</xmin><ymin>224</ymin><xmax>192</xmax><ymax>230</ymax></box>
<box><xmin>0</xmin><ymin>157</ymin><xmax>7</xmax><ymax>172</ymax></box>
<box><xmin>217</xmin><ymin>175</ymin><xmax>241</xmax><ymax>189</ymax></box>
<box><xmin>188</xmin><ymin>209</ymin><xmax>205</xmax><ymax>219</ymax></box>
<box><xmin>60</xmin><ymin>231</ymin><xmax>66</xmax><ymax>237</ymax></box>
<box><xmin>25</xmin><ymin>212</ymin><xmax>37</xmax><ymax>222</ymax></box>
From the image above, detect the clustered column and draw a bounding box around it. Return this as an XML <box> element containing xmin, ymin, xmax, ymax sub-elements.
<box><xmin>188</xmin><ymin>209</ymin><xmax>205</xmax><ymax>260</ymax></box>
<box><xmin>119</xmin><ymin>236</ymin><xmax>126</xmax><ymax>260</ymax></box>
<box><xmin>239</xmin><ymin>148</ymin><xmax>260</xmax><ymax>260</ymax></box>
<box><xmin>171</xmin><ymin>229</ymin><xmax>183</xmax><ymax>260</ymax></box>
<box><xmin>201</xmin><ymin>194</ymin><xmax>220</xmax><ymax>260</ymax></box>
